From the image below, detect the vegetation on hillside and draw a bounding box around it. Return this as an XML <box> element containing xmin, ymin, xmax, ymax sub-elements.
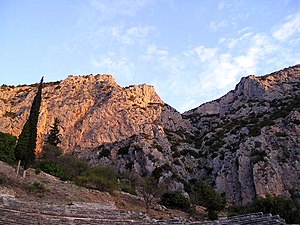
<box><xmin>229</xmin><ymin>195</ymin><xmax>300</xmax><ymax>224</ymax></box>
<box><xmin>14</xmin><ymin>77</ymin><xmax>43</xmax><ymax>176</ymax></box>
<box><xmin>189</xmin><ymin>179</ymin><xmax>226</xmax><ymax>220</ymax></box>
<box><xmin>0</xmin><ymin>132</ymin><xmax>17</xmax><ymax>165</ymax></box>
<box><xmin>45</xmin><ymin>117</ymin><xmax>61</xmax><ymax>147</ymax></box>
<box><xmin>160</xmin><ymin>191</ymin><xmax>190</xmax><ymax>211</ymax></box>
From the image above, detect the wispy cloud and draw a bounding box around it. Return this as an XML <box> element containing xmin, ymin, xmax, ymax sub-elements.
<box><xmin>90</xmin><ymin>54</ymin><xmax>135</xmax><ymax>83</ymax></box>
<box><xmin>273</xmin><ymin>12</ymin><xmax>300</xmax><ymax>41</ymax></box>
<box><xmin>192</xmin><ymin>46</ymin><xmax>217</xmax><ymax>62</ymax></box>
<box><xmin>210</xmin><ymin>20</ymin><xmax>228</xmax><ymax>31</ymax></box>
<box><xmin>141</xmin><ymin>23</ymin><xmax>300</xmax><ymax>112</ymax></box>
<box><xmin>82</xmin><ymin>4</ymin><xmax>300</xmax><ymax>112</ymax></box>
<box><xmin>142</xmin><ymin>44</ymin><xmax>169</xmax><ymax>61</ymax></box>
<box><xmin>113</xmin><ymin>25</ymin><xmax>156</xmax><ymax>46</ymax></box>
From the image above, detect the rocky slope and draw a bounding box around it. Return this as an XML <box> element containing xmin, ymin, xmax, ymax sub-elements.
<box><xmin>0</xmin><ymin>75</ymin><xmax>190</xmax><ymax>152</ymax></box>
<box><xmin>0</xmin><ymin>65</ymin><xmax>299</xmax><ymax>206</ymax></box>
<box><xmin>0</xmin><ymin>74</ymin><xmax>194</xmax><ymax>188</ymax></box>
<box><xmin>183</xmin><ymin>65</ymin><xmax>300</xmax><ymax>205</ymax></box>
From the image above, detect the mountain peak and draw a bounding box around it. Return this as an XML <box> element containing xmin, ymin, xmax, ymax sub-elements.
<box><xmin>184</xmin><ymin>64</ymin><xmax>300</xmax><ymax>118</ymax></box>
<box><xmin>1</xmin><ymin>65</ymin><xmax>299</xmax><ymax>206</ymax></box>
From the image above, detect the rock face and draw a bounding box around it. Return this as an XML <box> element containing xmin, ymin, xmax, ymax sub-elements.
<box><xmin>0</xmin><ymin>65</ymin><xmax>299</xmax><ymax>206</ymax></box>
<box><xmin>183</xmin><ymin>65</ymin><xmax>300</xmax><ymax>205</ymax></box>
<box><xmin>0</xmin><ymin>75</ymin><xmax>187</xmax><ymax>152</ymax></box>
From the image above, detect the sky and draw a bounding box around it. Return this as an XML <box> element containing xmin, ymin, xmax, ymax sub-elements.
<box><xmin>1</xmin><ymin>0</ymin><xmax>300</xmax><ymax>112</ymax></box>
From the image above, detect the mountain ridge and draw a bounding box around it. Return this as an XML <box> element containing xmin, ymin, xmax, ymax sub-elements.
<box><xmin>1</xmin><ymin>64</ymin><xmax>299</xmax><ymax>206</ymax></box>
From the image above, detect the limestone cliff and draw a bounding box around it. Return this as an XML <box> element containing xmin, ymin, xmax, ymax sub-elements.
<box><xmin>0</xmin><ymin>65</ymin><xmax>299</xmax><ymax>206</ymax></box>
<box><xmin>0</xmin><ymin>74</ymin><xmax>190</xmax><ymax>153</ymax></box>
<box><xmin>183</xmin><ymin>65</ymin><xmax>300</xmax><ymax>205</ymax></box>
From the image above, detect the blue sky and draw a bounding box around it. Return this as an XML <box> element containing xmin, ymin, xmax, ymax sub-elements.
<box><xmin>1</xmin><ymin>0</ymin><xmax>300</xmax><ymax>112</ymax></box>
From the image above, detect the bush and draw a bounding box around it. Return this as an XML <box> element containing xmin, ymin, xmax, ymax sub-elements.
<box><xmin>0</xmin><ymin>132</ymin><xmax>17</xmax><ymax>165</ymax></box>
<box><xmin>248</xmin><ymin>125</ymin><xmax>261</xmax><ymax>137</ymax></box>
<box><xmin>75</xmin><ymin>166</ymin><xmax>118</xmax><ymax>192</ymax></box>
<box><xmin>160</xmin><ymin>191</ymin><xmax>190</xmax><ymax>211</ymax></box>
<box><xmin>26</xmin><ymin>182</ymin><xmax>47</xmax><ymax>197</ymax></box>
<box><xmin>41</xmin><ymin>144</ymin><xmax>62</xmax><ymax>160</ymax></box>
<box><xmin>190</xmin><ymin>180</ymin><xmax>226</xmax><ymax>211</ymax></box>
<box><xmin>56</xmin><ymin>155</ymin><xmax>89</xmax><ymax>181</ymax></box>
<box><xmin>118</xmin><ymin>145</ymin><xmax>130</xmax><ymax>155</ymax></box>
<box><xmin>152</xmin><ymin>163</ymin><xmax>172</xmax><ymax>179</ymax></box>
<box><xmin>153</xmin><ymin>144</ymin><xmax>163</xmax><ymax>152</ymax></box>
<box><xmin>189</xmin><ymin>180</ymin><xmax>225</xmax><ymax>220</ymax></box>
<box><xmin>119</xmin><ymin>181</ymin><xmax>137</xmax><ymax>195</ymax></box>
<box><xmin>172</xmin><ymin>150</ymin><xmax>181</xmax><ymax>158</ymax></box>
<box><xmin>35</xmin><ymin>160</ymin><xmax>63</xmax><ymax>177</ymax></box>
<box><xmin>250</xmin><ymin>150</ymin><xmax>267</xmax><ymax>164</ymax></box>
<box><xmin>251</xmin><ymin>196</ymin><xmax>300</xmax><ymax>224</ymax></box>
<box><xmin>98</xmin><ymin>145</ymin><xmax>111</xmax><ymax>158</ymax></box>
<box><xmin>27</xmin><ymin>182</ymin><xmax>46</xmax><ymax>192</ymax></box>
<box><xmin>207</xmin><ymin>210</ymin><xmax>218</xmax><ymax>220</ymax></box>
<box><xmin>228</xmin><ymin>195</ymin><xmax>300</xmax><ymax>224</ymax></box>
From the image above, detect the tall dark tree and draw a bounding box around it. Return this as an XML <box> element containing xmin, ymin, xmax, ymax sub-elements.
<box><xmin>15</xmin><ymin>77</ymin><xmax>43</xmax><ymax>177</ymax></box>
<box><xmin>46</xmin><ymin>117</ymin><xmax>61</xmax><ymax>147</ymax></box>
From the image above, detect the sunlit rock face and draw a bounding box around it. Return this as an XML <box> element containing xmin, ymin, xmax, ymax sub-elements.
<box><xmin>0</xmin><ymin>74</ymin><xmax>188</xmax><ymax>152</ymax></box>
<box><xmin>1</xmin><ymin>65</ymin><xmax>299</xmax><ymax>205</ymax></box>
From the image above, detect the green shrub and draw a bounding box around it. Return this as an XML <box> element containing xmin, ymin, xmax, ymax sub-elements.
<box><xmin>172</xmin><ymin>150</ymin><xmax>181</xmax><ymax>158</ymax></box>
<box><xmin>194</xmin><ymin>137</ymin><xmax>203</xmax><ymax>149</ymax></box>
<box><xmin>270</xmin><ymin>109</ymin><xmax>289</xmax><ymax>120</ymax></box>
<box><xmin>75</xmin><ymin>166</ymin><xmax>118</xmax><ymax>192</ymax></box>
<box><xmin>98</xmin><ymin>145</ymin><xmax>111</xmax><ymax>158</ymax></box>
<box><xmin>248</xmin><ymin>125</ymin><xmax>261</xmax><ymax>137</ymax></box>
<box><xmin>0</xmin><ymin>132</ymin><xmax>17</xmax><ymax>165</ymax></box>
<box><xmin>125</xmin><ymin>161</ymin><xmax>134</xmax><ymax>170</ymax></box>
<box><xmin>173</xmin><ymin>159</ymin><xmax>181</xmax><ymax>165</ymax></box>
<box><xmin>35</xmin><ymin>160</ymin><xmax>63</xmax><ymax>177</ymax></box>
<box><xmin>251</xmin><ymin>196</ymin><xmax>300</xmax><ymax>224</ymax></box>
<box><xmin>180</xmin><ymin>149</ymin><xmax>203</xmax><ymax>158</ymax></box>
<box><xmin>26</xmin><ymin>182</ymin><xmax>47</xmax><ymax>197</ymax></box>
<box><xmin>170</xmin><ymin>145</ymin><xmax>178</xmax><ymax>152</ymax></box>
<box><xmin>260</xmin><ymin>118</ymin><xmax>275</xmax><ymax>127</ymax></box>
<box><xmin>118</xmin><ymin>145</ymin><xmax>130</xmax><ymax>155</ymax></box>
<box><xmin>189</xmin><ymin>180</ymin><xmax>225</xmax><ymax>220</ymax></box>
<box><xmin>41</xmin><ymin>144</ymin><xmax>62</xmax><ymax>160</ymax></box>
<box><xmin>207</xmin><ymin>210</ymin><xmax>218</xmax><ymax>220</ymax></box>
<box><xmin>250</xmin><ymin>150</ymin><xmax>267</xmax><ymax>164</ymax></box>
<box><xmin>160</xmin><ymin>191</ymin><xmax>190</xmax><ymax>211</ymax></box>
<box><xmin>152</xmin><ymin>163</ymin><xmax>172</xmax><ymax>179</ymax></box>
<box><xmin>56</xmin><ymin>155</ymin><xmax>89</xmax><ymax>181</ymax></box>
<box><xmin>119</xmin><ymin>181</ymin><xmax>137</xmax><ymax>195</ymax></box>
<box><xmin>190</xmin><ymin>180</ymin><xmax>226</xmax><ymax>211</ymax></box>
<box><xmin>275</xmin><ymin>132</ymin><xmax>288</xmax><ymax>137</ymax></box>
<box><xmin>153</xmin><ymin>144</ymin><xmax>163</xmax><ymax>152</ymax></box>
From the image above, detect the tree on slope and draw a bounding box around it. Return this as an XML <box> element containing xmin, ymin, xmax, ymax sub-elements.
<box><xmin>46</xmin><ymin>117</ymin><xmax>61</xmax><ymax>147</ymax></box>
<box><xmin>41</xmin><ymin>117</ymin><xmax>62</xmax><ymax>159</ymax></box>
<box><xmin>0</xmin><ymin>132</ymin><xmax>17</xmax><ymax>165</ymax></box>
<box><xmin>15</xmin><ymin>77</ymin><xmax>43</xmax><ymax>177</ymax></box>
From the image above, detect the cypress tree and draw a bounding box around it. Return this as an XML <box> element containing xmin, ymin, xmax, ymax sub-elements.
<box><xmin>15</xmin><ymin>77</ymin><xmax>43</xmax><ymax>176</ymax></box>
<box><xmin>46</xmin><ymin>117</ymin><xmax>61</xmax><ymax>147</ymax></box>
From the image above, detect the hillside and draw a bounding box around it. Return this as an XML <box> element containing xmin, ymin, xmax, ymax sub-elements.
<box><xmin>0</xmin><ymin>65</ymin><xmax>299</xmax><ymax>207</ymax></box>
<box><xmin>0</xmin><ymin>160</ymin><xmax>192</xmax><ymax>222</ymax></box>
<box><xmin>0</xmin><ymin>162</ymin><xmax>288</xmax><ymax>224</ymax></box>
